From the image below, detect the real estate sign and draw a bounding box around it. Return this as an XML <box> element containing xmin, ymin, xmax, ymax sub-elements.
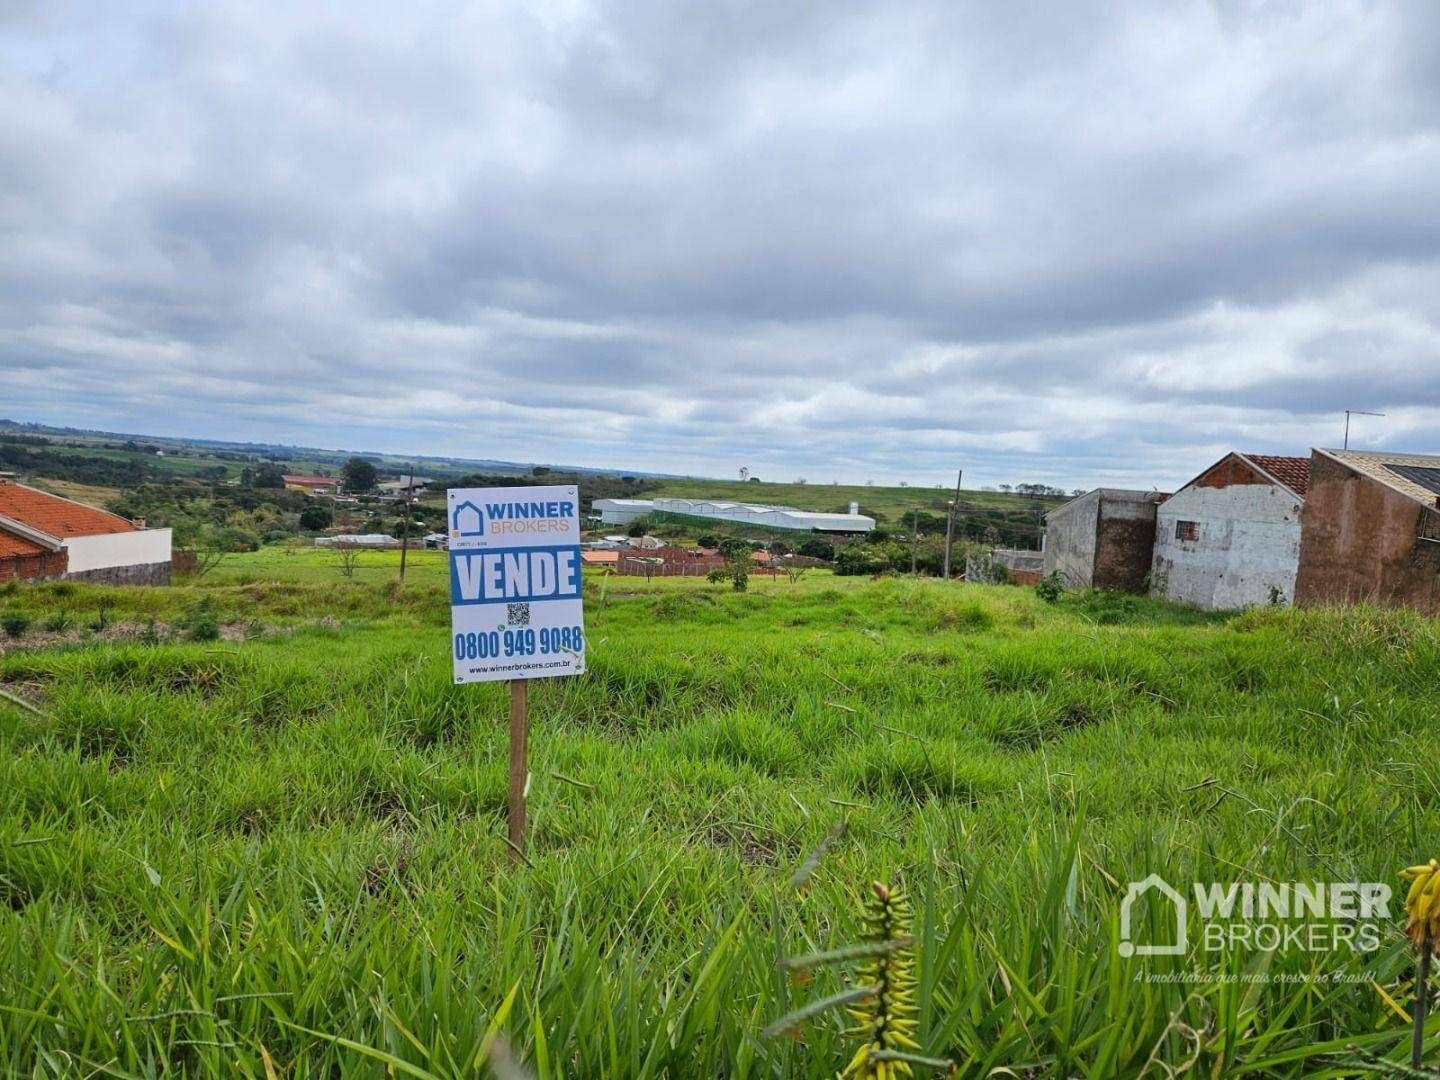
<box><xmin>447</xmin><ymin>484</ymin><xmax>586</xmax><ymax>684</ymax></box>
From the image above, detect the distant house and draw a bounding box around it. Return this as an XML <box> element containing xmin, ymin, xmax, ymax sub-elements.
<box><xmin>283</xmin><ymin>475</ymin><xmax>340</xmax><ymax>496</ymax></box>
<box><xmin>0</xmin><ymin>479</ymin><xmax>172</xmax><ymax>585</ymax></box>
<box><xmin>1150</xmin><ymin>452</ymin><xmax>1309</xmax><ymax>610</ymax></box>
<box><xmin>1044</xmin><ymin>489</ymin><xmax>1167</xmax><ymax>592</ymax></box>
<box><xmin>1294</xmin><ymin>449</ymin><xmax>1440</xmax><ymax>613</ymax></box>
<box><xmin>378</xmin><ymin>475</ymin><xmax>433</xmax><ymax>496</ymax></box>
<box><xmin>580</xmin><ymin>549</ymin><xmax>620</xmax><ymax>568</ymax></box>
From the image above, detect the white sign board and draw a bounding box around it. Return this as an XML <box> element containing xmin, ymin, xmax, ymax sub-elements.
<box><xmin>447</xmin><ymin>485</ymin><xmax>586</xmax><ymax>684</ymax></box>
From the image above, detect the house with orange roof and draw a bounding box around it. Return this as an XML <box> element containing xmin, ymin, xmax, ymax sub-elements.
<box><xmin>0</xmin><ymin>479</ymin><xmax>172</xmax><ymax>585</ymax></box>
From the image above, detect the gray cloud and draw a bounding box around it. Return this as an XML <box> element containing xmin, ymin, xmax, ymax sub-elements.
<box><xmin>2</xmin><ymin>0</ymin><xmax>1439</xmax><ymax>489</ymax></box>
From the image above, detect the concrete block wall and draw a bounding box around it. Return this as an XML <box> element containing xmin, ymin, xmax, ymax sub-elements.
<box><xmin>64</xmin><ymin>561</ymin><xmax>172</xmax><ymax>587</ymax></box>
<box><xmin>1152</xmin><ymin>484</ymin><xmax>1302</xmax><ymax>610</ymax></box>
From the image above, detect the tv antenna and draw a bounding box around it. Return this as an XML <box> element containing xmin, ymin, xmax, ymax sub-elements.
<box><xmin>1343</xmin><ymin>409</ymin><xmax>1385</xmax><ymax>450</ymax></box>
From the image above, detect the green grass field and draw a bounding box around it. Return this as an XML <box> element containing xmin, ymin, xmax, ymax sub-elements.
<box><xmin>2</xmin><ymin>568</ymin><xmax>1439</xmax><ymax>1076</ymax></box>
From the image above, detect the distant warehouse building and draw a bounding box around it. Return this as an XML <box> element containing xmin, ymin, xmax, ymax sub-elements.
<box><xmin>1294</xmin><ymin>449</ymin><xmax>1440</xmax><ymax>613</ymax></box>
<box><xmin>1044</xmin><ymin>489</ymin><xmax>1167</xmax><ymax>592</ymax></box>
<box><xmin>591</xmin><ymin>497</ymin><xmax>875</xmax><ymax>534</ymax></box>
<box><xmin>1150</xmin><ymin>452</ymin><xmax>1309</xmax><ymax>610</ymax></box>
<box><xmin>0</xmin><ymin>479</ymin><xmax>172</xmax><ymax>585</ymax></box>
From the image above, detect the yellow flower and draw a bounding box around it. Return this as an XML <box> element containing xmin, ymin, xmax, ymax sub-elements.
<box><xmin>1400</xmin><ymin>859</ymin><xmax>1440</xmax><ymax>954</ymax></box>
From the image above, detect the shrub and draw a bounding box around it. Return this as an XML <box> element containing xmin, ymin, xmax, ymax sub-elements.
<box><xmin>182</xmin><ymin>600</ymin><xmax>221</xmax><ymax>641</ymax></box>
<box><xmin>797</xmin><ymin>537</ymin><xmax>834</xmax><ymax>560</ymax></box>
<box><xmin>1035</xmin><ymin>572</ymin><xmax>1065</xmax><ymax>604</ymax></box>
<box><xmin>299</xmin><ymin>504</ymin><xmax>333</xmax><ymax>531</ymax></box>
<box><xmin>2</xmin><ymin>611</ymin><xmax>34</xmax><ymax>638</ymax></box>
<box><xmin>91</xmin><ymin>599</ymin><xmax>116</xmax><ymax>632</ymax></box>
<box><xmin>42</xmin><ymin>612</ymin><xmax>73</xmax><ymax>633</ymax></box>
<box><xmin>834</xmin><ymin>545</ymin><xmax>890</xmax><ymax>576</ymax></box>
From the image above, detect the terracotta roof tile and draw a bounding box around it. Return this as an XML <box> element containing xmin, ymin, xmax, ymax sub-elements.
<box><xmin>1244</xmin><ymin>454</ymin><xmax>1310</xmax><ymax>496</ymax></box>
<box><xmin>0</xmin><ymin>481</ymin><xmax>136</xmax><ymax>539</ymax></box>
<box><xmin>0</xmin><ymin>531</ymin><xmax>45</xmax><ymax>558</ymax></box>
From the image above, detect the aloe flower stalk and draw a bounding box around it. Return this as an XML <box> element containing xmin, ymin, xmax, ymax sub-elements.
<box><xmin>841</xmin><ymin>881</ymin><xmax>920</xmax><ymax>1079</ymax></box>
<box><xmin>1401</xmin><ymin>859</ymin><xmax>1440</xmax><ymax>1068</ymax></box>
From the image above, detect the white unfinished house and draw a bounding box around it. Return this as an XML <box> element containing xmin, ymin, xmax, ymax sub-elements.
<box><xmin>1150</xmin><ymin>452</ymin><xmax>1309</xmax><ymax>610</ymax></box>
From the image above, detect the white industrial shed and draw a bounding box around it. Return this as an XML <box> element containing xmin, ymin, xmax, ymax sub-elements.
<box><xmin>591</xmin><ymin>497</ymin><xmax>875</xmax><ymax>533</ymax></box>
<box><xmin>589</xmin><ymin>498</ymin><xmax>654</xmax><ymax>525</ymax></box>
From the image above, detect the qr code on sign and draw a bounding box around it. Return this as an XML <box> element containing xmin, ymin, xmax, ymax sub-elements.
<box><xmin>506</xmin><ymin>602</ymin><xmax>531</xmax><ymax>627</ymax></box>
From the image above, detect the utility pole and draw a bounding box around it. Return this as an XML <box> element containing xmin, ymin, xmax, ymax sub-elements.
<box><xmin>398</xmin><ymin>465</ymin><xmax>416</xmax><ymax>583</ymax></box>
<box><xmin>910</xmin><ymin>508</ymin><xmax>919</xmax><ymax>574</ymax></box>
<box><xmin>1343</xmin><ymin>410</ymin><xmax>1385</xmax><ymax>450</ymax></box>
<box><xmin>942</xmin><ymin>468</ymin><xmax>962</xmax><ymax>579</ymax></box>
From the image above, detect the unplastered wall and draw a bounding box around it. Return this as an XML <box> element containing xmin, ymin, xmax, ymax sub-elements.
<box><xmin>1043</xmin><ymin>492</ymin><xmax>1100</xmax><ymax>587</ymax></box>
<box><xmin>63</xmin><ymin>529</ymin><xmax>172</xmax><ymax>573</ymax></box>
<box><xmin>1295</xmin><ymin>455</ymin><xmax>1440</xmax><ymax>612</ymax></box>
<box><xmin>1151</xmin><ymin>485</ymin><xmax>1301</xmax><ymax>610</ymax></box>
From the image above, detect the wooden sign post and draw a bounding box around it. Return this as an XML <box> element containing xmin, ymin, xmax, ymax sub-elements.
<box><xmin>447</xmin><ymin>485</ymin><xmax>586</xmax><ymax>864</ymax></box>
<box><xmin>507</xmin><ymin>679</ymin><xmax>529</xmax><ymax>861</ymax></box>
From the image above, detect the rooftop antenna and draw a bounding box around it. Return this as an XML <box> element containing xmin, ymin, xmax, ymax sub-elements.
<box><xmin>1343</xmin><ymin>409</ymin><xmax>1385</xmax><ymax>450</ymax></box>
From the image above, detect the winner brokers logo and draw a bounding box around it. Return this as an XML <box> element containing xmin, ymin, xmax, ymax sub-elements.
<box><xmin>1118</xmin><ymin>874</ymin><xmax>1391</xmax><ymax>957</ymax></box>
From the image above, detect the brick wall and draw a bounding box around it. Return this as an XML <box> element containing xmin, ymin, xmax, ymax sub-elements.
<box><xmin>0</xmin><ymin>547</ymin><xmax>68</xmax><ymax>583</ymax></box>
<box><xmin>617</xmin><ymin>546</ymin><xmax>728</xmax><ymax>577</ymax></box>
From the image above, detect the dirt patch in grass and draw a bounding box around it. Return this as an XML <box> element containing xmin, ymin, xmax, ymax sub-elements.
<box><xmin>0</xmin><ymin>678</ymin><xmax>49</xmax><ymax>712</ymax></box>
<box><xmin>704</xmin><ymin>823</ymin><xmax>785</xmax><ymax>866</ymax></box>
<box><xmin>0</xmin><ymin>620</ymin><xmax>275</xmax><ymax>655</ymax></box>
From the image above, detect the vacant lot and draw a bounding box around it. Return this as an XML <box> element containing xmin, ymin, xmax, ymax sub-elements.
<box><xmin>2</xmin><ymin>570</ymin><xmax>1437</xmax><ymax>1076</ymax></box>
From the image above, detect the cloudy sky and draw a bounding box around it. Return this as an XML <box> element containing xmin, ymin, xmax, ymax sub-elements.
<box><xmin>2</xmin><ymin>1</ymin><xmax>1438</xmax><ymax>489</ymax></box>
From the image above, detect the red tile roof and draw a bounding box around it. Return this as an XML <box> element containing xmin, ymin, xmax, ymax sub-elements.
<box><xmin>0</xmin><ymin>531</ymin><xmax>46</xmax><ymax>558</ymax></box>
<box><xmin>581</xmin><ymin>549</ymin><xmax>620</xmax><ymax>564</ymax></box>
<box><xmin>1244</xmin><ymin>454</ymin><xmax>1310</xmax><ymax>496</ymax></box>
<box><xmin>0</xmin><ymin>481</ymin><xmax>136</xmax><ymax>539</ymax></box>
